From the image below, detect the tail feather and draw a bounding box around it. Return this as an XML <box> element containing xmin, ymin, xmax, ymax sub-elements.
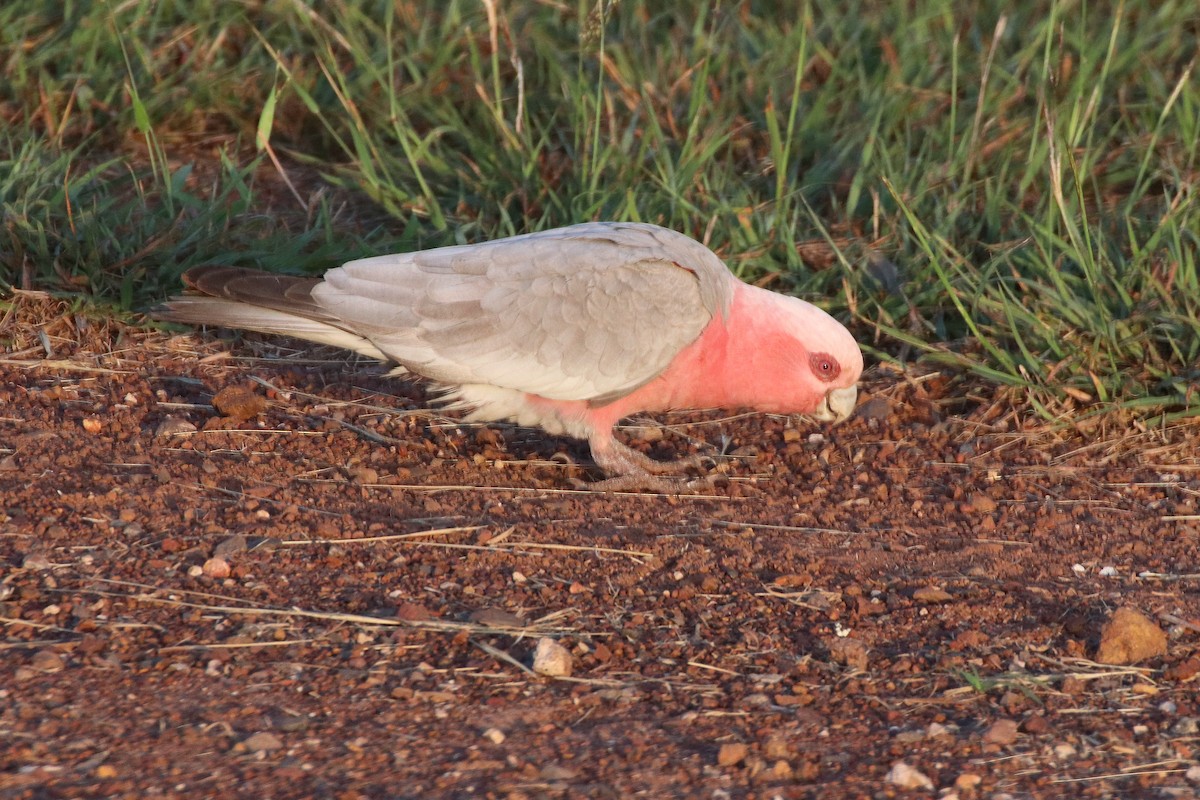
<box><xmin>153</xmin><ymin>266</ymin><xmax>389</xmax><ymax>362</ymax></box>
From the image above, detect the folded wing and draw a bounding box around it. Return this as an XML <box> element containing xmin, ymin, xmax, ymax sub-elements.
<box><xmin>313</xmin><ymin>222</ymin><xmax>734</xmax><ymax>403</ymax></box>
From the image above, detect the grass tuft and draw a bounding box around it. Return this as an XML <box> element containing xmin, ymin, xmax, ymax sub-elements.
<box><xmin>1</xmin><ymin>0</ymin><xmax>1196</xmax><ymax>420</ymax></box>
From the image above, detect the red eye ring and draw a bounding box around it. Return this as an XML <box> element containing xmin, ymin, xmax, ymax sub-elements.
<box><xmin>809</xmin><ymin>352</ymin><xmax>841</xmax><ymax>383</ymax></box>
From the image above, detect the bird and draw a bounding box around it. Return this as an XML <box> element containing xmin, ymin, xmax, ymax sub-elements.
<box><xmin>154</xmin><ymin>222</ymin><xmax>863</xmax><ymax>492</ymax></box>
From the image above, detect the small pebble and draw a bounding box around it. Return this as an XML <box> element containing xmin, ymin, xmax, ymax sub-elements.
<box><xmin>1171</xmin><ymin>717</ymin><xmax>1199</xmax><ymax>736</ymax></box>
<box><xmin>214</xmin><ymin>535</ymin><xmax>248</xmax><ymax>559</ymax></box>
<box><xmin>81</xmin><ymin>417</ymin><xmax>102</xmax><ymax>433</ymax></box>
<box><xmin>968</xmin><ymin>493</ymin><xmax>997</xmax><ymax>513</ymax></box>
<box><xmin>202</xmin><ymin>557</ymin><xmax>231</xmax><ymax>579</ymax></box>
<box><xmin>855</xmin><ymin>396</ymin><xmax>891</xmax><ymax>421</ymax></box>
<box><xmin>912</xmin><ymin>586</ymin><xmax>953</xmax><ymax>603</ymax></box>
<box><xmin>826</xmin><ymin>637</ymin><xmax>869</xmax><ymax>670</ymax></box>
<box><xmin>396</xmin><ymin>602</ymin><xmax>436</xmax><ymax>622</ymax></box>
<box><xmin>240</xmin><ymin>731</ymin><xmax>283</xmax><ymax>752</ymax></box>
<box><xmin>22</xmin><ymin>553</ymin><xmax>52</xmax><ymax>570</ymax></box>
<box><xmin>31</xmin><ymin>649</ymin><xmax>65</xmax><ymax>673</ymax></box>
<box><xmin>762</xmin><ymin>735</ymin><xmax>790</xmax><ymax>760</ymax></box>
<box><xmin>1021</xmin><ymin>714</ymin><xmax>1050</xmax><ymax>735</ymax></box>
<box><xmin>1053</xmin><ymin>743</ymin><xmax>1076</xmax><ymax>760</ymax></box>
<box><xmin>264</xmin><ymin>708</ymin><xmax>309</xmax><ymax>732</ymax></box>
<box><xmin>531</xmin><ymin>637</ymin><xmax>572</xmax><ymax>677</ymax></box>
<box><xmin>982</xmin><ymin>719</ymin><xmax>1019</xmax><ymax>746</ymax></box>
<box><xmin>482</xmin><ymin>727</ymin><xmax>506</xmax><ymax>744</ymax></box>
<box><xmin>885</xmin><ymin>761</ymin><xmax>933</xmax><ymax>790</ymax></box>
<box><xmin>954</xmin><ymin>773</ymin><xmax>982</xmax><ymax>791</ymax></box>
<box><xmin>348</xmin><ymin>466</ymin><xmax>378</xmax><ymax>484</ymax></box>
<box><xmin>539</xmin><ymin>764</ymin><xmax>578</xmax><ymax>780</ymax></box>
<box><xmin>467</xmin><ymin>608</ymin><xmax>525</xmax><ymax>628</ymax></box>
<box><xmin>155</xmin><ymin>416</ymin><xmax>197</xmax><ymax>438</ymax></box>
<box><xmin>717</xmin><ymin>742</ymin><xmax>748</xmax><ymax>767</ymax></box>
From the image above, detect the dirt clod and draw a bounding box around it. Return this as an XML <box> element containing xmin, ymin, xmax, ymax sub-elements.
<box><xmin>827</xmin><ymin>637</ymin><xmax>870</xmax><ymax>670</ymax></box>
<box><xmin>1095</xmin><ymin>606</ymin><xmax>1168</xmax><ymax>665</ymax></box>
<box><xmin>912</xmin><ymin>586</ymin><xmax>953</xmax><ymax>603</ymax></box>
<box><xmin>212</xmin><ymin>384</ymin><xmax>268</xmax><ymax>421</ymax></box>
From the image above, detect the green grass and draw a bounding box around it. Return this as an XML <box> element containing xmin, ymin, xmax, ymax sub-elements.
<box><xmin>1</xmin><ymin>0</ymin><xmax>1197</xmax><ymax>421</ymax></box>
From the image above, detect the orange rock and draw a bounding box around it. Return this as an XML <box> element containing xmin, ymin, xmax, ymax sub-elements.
<box><xmin>212</xmin><ymin>384</ymin><xmax>268</xmax><ymax>421</ymax></box>
<box><xmin>1095</xmin><ymin>607</ymin><xmax>1167</xmax><ymax>665</ymax></box>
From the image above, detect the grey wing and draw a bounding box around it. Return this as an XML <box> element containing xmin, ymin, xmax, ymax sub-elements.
<box><xmin>310</xmin><ymin>222</ymin><xmax>735</xmax><ymax>403</ymax></box>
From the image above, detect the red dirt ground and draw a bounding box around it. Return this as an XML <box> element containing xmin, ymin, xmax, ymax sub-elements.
<box><xmin>2</xmin><ymin>292</ymin><xmax>1199</xmax><ymax>799</ymax></box>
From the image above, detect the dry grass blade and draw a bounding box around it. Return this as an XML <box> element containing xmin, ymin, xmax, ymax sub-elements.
<box><xmin>704</xmin><ymin>518</ymin><xmax>866</xmax><ymax>536</ymax></box>
<box><xmin>275</xmin><ymin>525</ymin><xmax>483</xmax><ymax>545</ymax></box>
<box><xmin>501</xmin><ymin>541</ymin><xmax>654</xmax><ymax>558</ymax></box>
<box><xmin>0</xmin><ymin>358</ymin><xmax>132</xmax><ymax>374</ymax></box>
<box><xmin>687</xmin><ymin>660</ymin><xmax>742</xmax><ymax>677</ymax></box>
<box><xmin>248</xmin><ymin>375</ymin><xmax>446</xmax><ymax>420</ymax></box>
<box><xmin>1032</xmin><ymin>654</ymin><xmax>1159</xmax><ymax>681</ymax></box>
<box><xmin>127</xmin><ymin>593</ymin><xmax>586</xmax><ymax>636</ymax></box>
<box><xmin>472</xmin><ymin>639</ymin><xmax>537</xmax><ymax>677</ymax></box>
<box><xmin>158</xmin><ymin>639</ymin><xmax>318</xmax><ymax>652</ymax></box>
<box><xmin>1050</xmin><ymin>766</ymin><xmax>1192</xmax><ymax>784</ymax></box>
<box><xmin>276</xmin><ymin>527</ymin><xmax>652</xmax><ymax>560</ymax></box>
<box><xmin>1</xmin><ymin>616</ymin><xmax>79</xmax><ymax>634</ymax></box>
<box><xmin>335</xmin><ymin>479</ymin><xmax>742</xmax><ymax>500</ymax></box>
<box><xmin>81</xmin><ymin>578</ymin><xmax>592</xmax><ymax>637</ymax></box>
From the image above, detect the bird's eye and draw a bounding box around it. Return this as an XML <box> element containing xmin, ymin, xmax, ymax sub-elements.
<box><xmin>809</xmin><ymin>352</ymin><xmax>841</xmax><ymax>382</ymax></box>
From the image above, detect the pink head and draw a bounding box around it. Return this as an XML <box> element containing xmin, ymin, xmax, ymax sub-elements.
<box><xmin>763</xmin><ymin>291</ymin><xmax>863</xmax><ymax>421</ymax></box>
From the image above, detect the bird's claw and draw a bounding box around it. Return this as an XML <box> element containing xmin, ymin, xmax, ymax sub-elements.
<box><xmin>676</xmin><ymin>453</ymin><xmax>718</xmax><ymax>473</ymax></box>
<box><xmin>550</xmin><ymin>452</ymin><xmax>579</xmax><ymax>467</ymax></box>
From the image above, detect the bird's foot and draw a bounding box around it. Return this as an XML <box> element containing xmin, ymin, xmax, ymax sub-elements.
<box><xmin>596</xmin><ymin>440</ymin><xmax>715</xmax><ymax>476</ymax></box>
<box><xmin>580</xmin><ymin>440</ymin><xmax>724</xmax><ymax>493</ymax></box>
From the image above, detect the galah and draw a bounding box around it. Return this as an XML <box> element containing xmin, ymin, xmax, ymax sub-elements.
<box><xmin>155</xmin><ymin>222</ymin><xmax>863</xmax><ymax>491</ymax></box>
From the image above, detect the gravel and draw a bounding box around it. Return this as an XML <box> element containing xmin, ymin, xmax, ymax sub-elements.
<box><xmin>1</xmin><ymin>294</ymin><xmax>1198</xmax><ymax>798</ymax></box>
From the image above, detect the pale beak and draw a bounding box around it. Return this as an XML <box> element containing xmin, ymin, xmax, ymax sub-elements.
<box><xmin>808</xmin><ymin>385</ymin><xmax>858</xmax><ymax>424</ymax></box>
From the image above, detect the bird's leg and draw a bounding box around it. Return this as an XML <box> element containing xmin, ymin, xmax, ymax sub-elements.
<box><xmin>577</xmin><ymin>437</ymin><xmax>723</xmax><ymax>494</ymax></box>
